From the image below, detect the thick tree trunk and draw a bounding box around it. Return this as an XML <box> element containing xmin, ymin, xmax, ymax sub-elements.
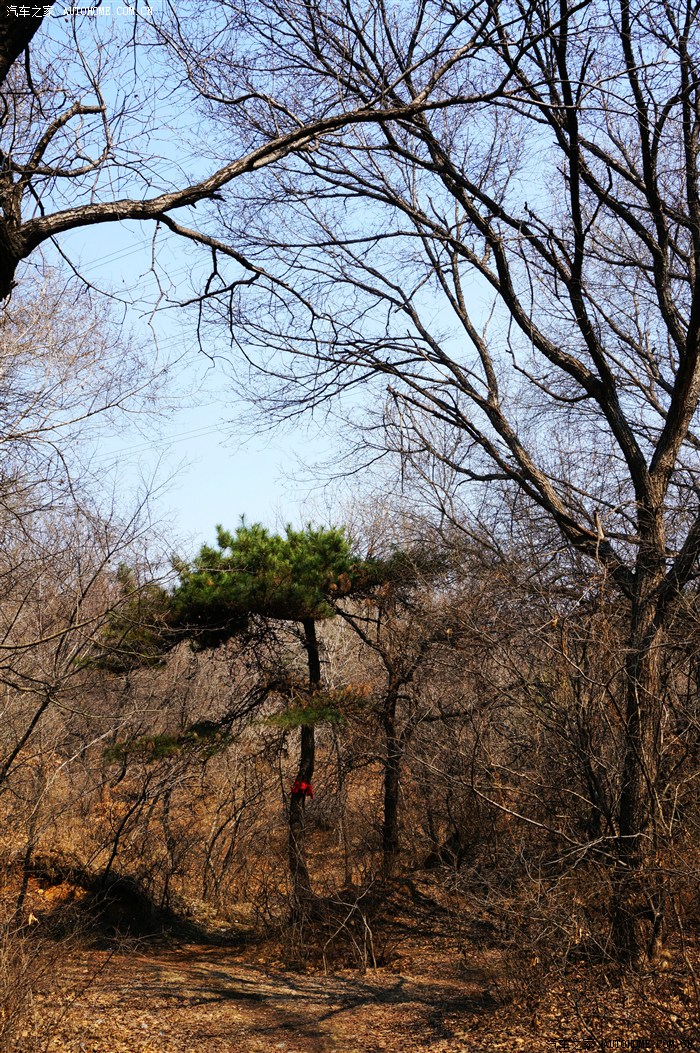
<box><xmin>288</xmin><ymin>618</ymin><xmax>320</xmax><ymax>906</ymax></box>
<box><xmin>382</xmin><ymin>691</ymin><xmax>401</xmax><ymax>877</ymax></box>
<box><xmin>613</xmin><ymin>573</ymin><xmax>666</xmax><ymax>964</ymax></box>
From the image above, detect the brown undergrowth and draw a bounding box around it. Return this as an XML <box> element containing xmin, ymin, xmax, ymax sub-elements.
<box><xmin>2</xmin><ymin>860</ymin><xmax>699</xmax><ymax>1053</ymax></box>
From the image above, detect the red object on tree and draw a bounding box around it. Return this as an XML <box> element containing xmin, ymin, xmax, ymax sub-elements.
<box><xmin>290</xmin><ymin>780</ymin><xmax>314</xmax><ymax>799</ymax></box>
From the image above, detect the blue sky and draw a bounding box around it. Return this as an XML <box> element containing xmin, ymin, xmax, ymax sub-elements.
<box><xmin>15</xmin><ymin>4</ymin><xmax>343</xmax><ymax>552</ymax></box>
<box><xmin>54</xmin><ymin>221</ymin><xmax>348</xmax><ymax>551</ymax></box>
<box><xmin>26</xmin><ymin>2</ymin><xmax>397</xmax><ymax>552</ymax></box>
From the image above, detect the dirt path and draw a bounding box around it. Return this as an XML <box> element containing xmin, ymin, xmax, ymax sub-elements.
<box><xmin>33</xmin><ymin>938</ymin><xmax>700</xmax><ymax>1052</ymax></box>
<box><xmin>38</xmin><ymin>943</ymin><xmax>501</xmax><ymax>1053</ymax></box>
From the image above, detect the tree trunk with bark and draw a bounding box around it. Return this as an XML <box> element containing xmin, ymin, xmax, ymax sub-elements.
<box><xmin>382</xmin><ymin>689</ymin><xmax>401</xmax><ymax>877</ymax></box>
<box><xmin>613</xmin><ymin>560</ymin><xmax>667</xmax><ymax>963</ymax></box>
<box><xmin>288</xmin><ymin>617</ymin><xmax>321</xmax><ymax>906</ymax></box>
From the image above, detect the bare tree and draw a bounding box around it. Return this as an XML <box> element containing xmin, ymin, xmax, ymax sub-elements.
<box><xmin>332</xmin><ymin>545</ymin><xmax>451</xmax><ymax>877</ymax></box>
<box><xmin>0</xmin><ymin>266</ymin><xmax>160</xmax><ymax>514</ymax></box>
<box><xmin>0</xmin><ymin>3</ymin><xmax>447</xmax><ymax>301</ymax></box>
<box><xmin>183</xmin><ymin>0</ymin><xmax>700</xmax><ymax>965</ymax></box>
<box><xmin>0</xmin><ymin>264</ymin><xmax>164</xmax><ymax>826</ymax></box>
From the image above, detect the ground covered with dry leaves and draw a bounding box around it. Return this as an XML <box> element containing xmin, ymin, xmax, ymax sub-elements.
<box><xmin>23</xmin><ymin>883</ymin><xmax>700</xmax><ymax>1053</ymax></box>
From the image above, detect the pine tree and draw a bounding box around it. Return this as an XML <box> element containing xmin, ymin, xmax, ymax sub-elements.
<box><xmin>171</xmin><ymin>522</ymin><xmax>354</xmax><ymax>905</ymax></box>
